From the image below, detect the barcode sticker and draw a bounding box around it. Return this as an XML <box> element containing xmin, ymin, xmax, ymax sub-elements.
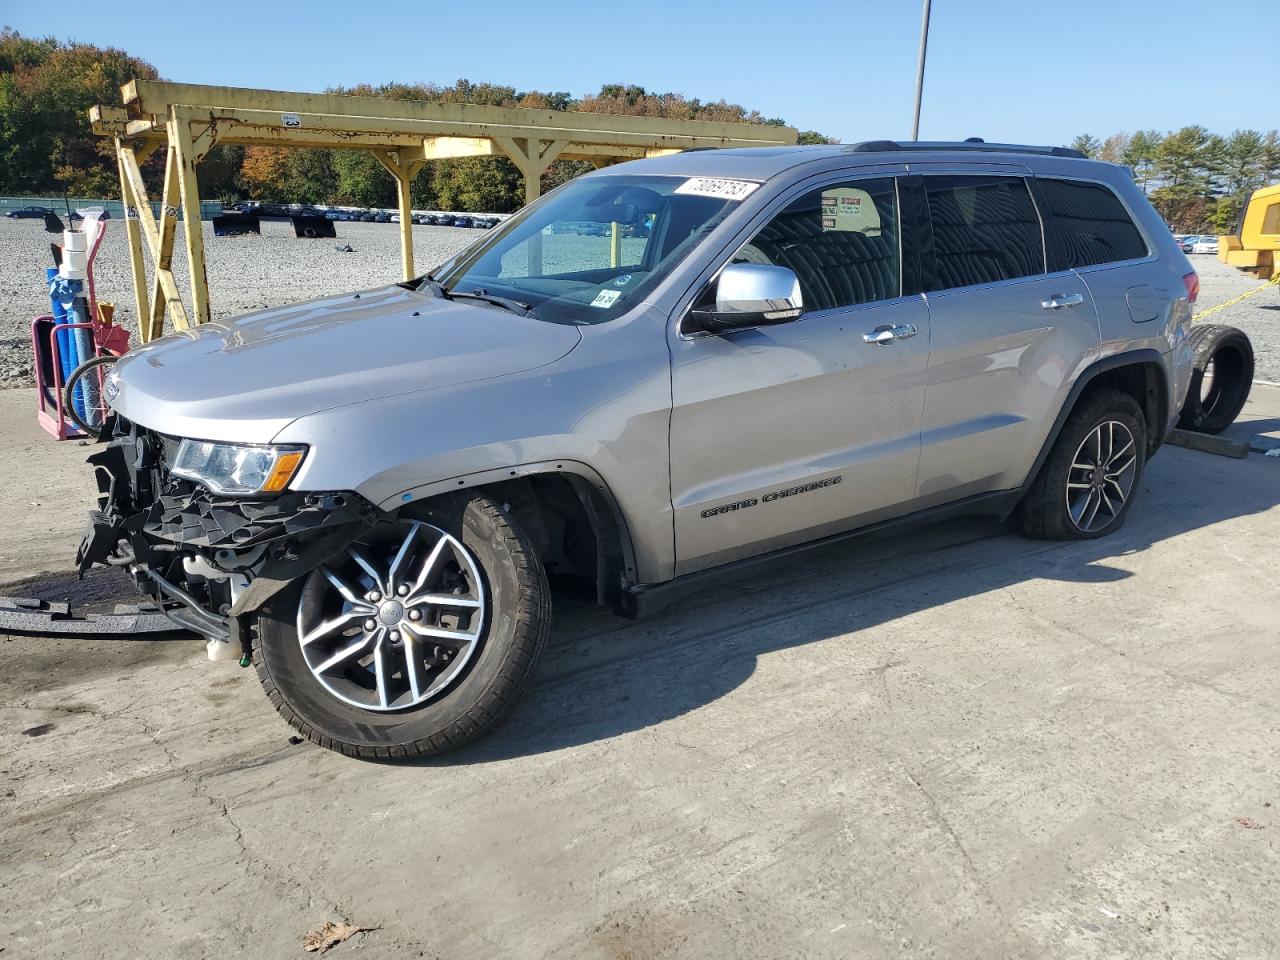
<box><xmin>674</xmin><ymin>178</ymin><xmax>760</xmax><ymax>201</ymax></box>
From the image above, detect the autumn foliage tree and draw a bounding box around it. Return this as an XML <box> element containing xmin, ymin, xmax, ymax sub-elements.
<box><xmin>0</xmin><ymin>28</ymin><xmax>158</xmax><ymax>195</ymax></box>
<box><xmin>0</xmin><ymin>29</ymin><xmax>841</xmax><ymax>211</ymax></box>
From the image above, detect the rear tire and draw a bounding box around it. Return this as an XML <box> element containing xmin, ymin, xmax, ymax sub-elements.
<box><xmin>1018</xmin><ymin>388</ymin><xmax>1147</xmax><ymax>541</ymax></box>
<box><xmin>1177</xmin><ymin>324</ymin><xmax>1253</xmax><ymax>435</ymax></box>
<box><xmin>254</xmin><ymin>492</ymin><xmax>550</xmax><ymax>760</ymax></box>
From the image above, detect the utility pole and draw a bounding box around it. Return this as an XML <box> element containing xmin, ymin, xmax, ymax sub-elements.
<box><xmin>911</xmin><ymin>0</ymin><xmax>932</xmax><ymax>141</ymax></box>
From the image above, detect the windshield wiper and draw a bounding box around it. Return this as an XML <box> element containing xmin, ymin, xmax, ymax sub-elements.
<box><xmin>411</xmin><ymin>276</ymin><xmax>532</xmax><ymax>317</ymax></box>
<box><xmin>448</xmin><ymin>289</ymin><xmax>532</xmax><ymax>316</ymax></box>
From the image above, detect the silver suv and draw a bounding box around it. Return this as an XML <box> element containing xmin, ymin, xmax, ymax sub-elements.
<box><xmin>79</xmin><ymin>141</ymin><xmax>1197</xmax><ymax>759</ymax></box>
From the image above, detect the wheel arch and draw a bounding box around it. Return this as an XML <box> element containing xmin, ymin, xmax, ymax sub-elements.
<box><xmin>381</xmin><ymin>461</ymin><xmax>641</xmax><ymax>617</ymax></box>
<box><xmin>1020</xmin><ymin>350</ymin><xmax>1170</xmax><ymax>499</ymax></box>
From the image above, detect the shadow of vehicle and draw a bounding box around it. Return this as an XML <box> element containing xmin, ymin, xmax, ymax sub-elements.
<box><xmin>429</xmin><ymin>447</ymin><xmax>1280</xmax><ymax>765</ymax></box>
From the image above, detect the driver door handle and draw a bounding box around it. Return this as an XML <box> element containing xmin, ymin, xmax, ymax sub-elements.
<box><xmin>1041</xmin><ymin>293</ymin><xmax>1085</xmax><ymax>310</ymax></box>
<box><xmin>863</xmin><ymin>323</ymin><xmax>918</xmax><ymax>345</ymax></box>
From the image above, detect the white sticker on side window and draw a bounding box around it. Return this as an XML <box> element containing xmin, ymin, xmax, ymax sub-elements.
<box><xmin>674</xmin><ymin>177</ymin><xmax>760</xmax><ymax>201</ymax></box>
<box><xmin>591</xmin><ymin>289</ymin><xmax>622</xmax><ymax>308</ymax></box>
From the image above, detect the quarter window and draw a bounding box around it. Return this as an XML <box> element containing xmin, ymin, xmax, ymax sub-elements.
<box><xmin>731</xmin><ymin>178</ymin><xmax>901</xmax><ymax>311</ymax></box>
<box><xmin>1037</xmin><ymin>178</ymin><xmax>1148</xmax><ymax>269</ymax></box>
<box><xmin>923</xmin><ymin>175</ymin><xmax>1044</xmax><ymax>289</ymax></box>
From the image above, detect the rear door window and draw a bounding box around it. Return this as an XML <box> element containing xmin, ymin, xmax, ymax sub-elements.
<box><xmin>923</xmin><ymin>175</ymin><xmax>1044</xmax><ymax>289</ymax></box>
<box><xmin>731</xmin><ymin>177</ymin><xmax>901</xmax><ymax>311</ymax></box>
<box><xmin>1036</xmin><ymin>177</ymin><xmax>1148</xmax><ymax>269</ymax></box>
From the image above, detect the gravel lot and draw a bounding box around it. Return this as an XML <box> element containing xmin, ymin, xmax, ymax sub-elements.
<box><xmin>0</xmin><ymin>218</ymin><xmax>478</xmax><ymax>382</ymax></box>
<box><xmin>1</xmin><ymin>217</ymin><xmax>1276</xmax><ymax>383</ymax></box>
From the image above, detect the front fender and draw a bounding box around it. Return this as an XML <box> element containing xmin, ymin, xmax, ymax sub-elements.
<box><xmin>272</xmin><ymin>318</ymin><xmax>676</xmax><ymax>582</ymax></box>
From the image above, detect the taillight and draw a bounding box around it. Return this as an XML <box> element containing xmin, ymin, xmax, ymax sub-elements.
<box><xmin>1182</xmin><ymin>271</ymin><xmax>1199</xmax><ymax>304</ymax></box>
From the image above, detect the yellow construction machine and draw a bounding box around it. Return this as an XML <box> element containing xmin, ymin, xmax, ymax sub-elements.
<box><xmin>1219</xmin><ymin>182</ymin><xmax>1280</xmax><ymax>279</ymax></box>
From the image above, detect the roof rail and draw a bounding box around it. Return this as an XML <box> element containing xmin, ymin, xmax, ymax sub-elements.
<box><xmin>847</xmin><ymin>139</ymin><xmax>1088</xmax><ymax>160</ymax></box>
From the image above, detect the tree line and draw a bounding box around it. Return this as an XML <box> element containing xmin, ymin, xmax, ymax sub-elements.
<box><xmin>4</xmin><ymin>29</ymin><xmax>1277</xmax><ymax>229</ymax></box>
<box><xmin>0</xmin><ymin>30</ymin><xmax>832</xmax><ymax>214</ymax></box>
<box><xmin>1069</xmin><ymin>128</ymin><xmax>1280</xmax><ymax>233</ymax></box>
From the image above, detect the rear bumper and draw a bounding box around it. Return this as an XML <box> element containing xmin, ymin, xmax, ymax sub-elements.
<box><xmin>77</xmin><ymin>417</ymin><xmax>377</xmax><ymax>645</ymax></box>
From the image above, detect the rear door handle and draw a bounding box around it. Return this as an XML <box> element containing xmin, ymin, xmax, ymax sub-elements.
<box><xmin>1041</xmin><ymin>293</ymin><xmax>1085</xmax><ymax>310</ymax></box>
<box><xmin>863</xmin><ymin>323</ymin><xmax>918</xmax><ymax>345</ymax></box>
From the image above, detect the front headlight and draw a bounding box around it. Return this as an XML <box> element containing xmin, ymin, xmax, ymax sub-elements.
<box><xmin>170</xmin><ymin>440</ymin><xmax>306</xmax><ymax>495</ymax></box>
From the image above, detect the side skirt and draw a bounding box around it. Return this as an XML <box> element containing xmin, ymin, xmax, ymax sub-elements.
<box><xmin>620</xmin><ymin>489</ymin><xmax>1022</xmax><ymax>619</ymax></box>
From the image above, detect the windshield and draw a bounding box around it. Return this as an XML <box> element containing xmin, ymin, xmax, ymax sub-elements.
<box><xmin>432</xmin><ymin>174</ymin><xmax>752</xmax><ymax>324</ymax></box>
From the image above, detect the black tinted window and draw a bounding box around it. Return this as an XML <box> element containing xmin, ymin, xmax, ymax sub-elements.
<box><xmin>924</xmin><ymin>176</ymin><xmax>1044</xmax><ymax>289</ymax></box>
<box><xmin>1037</xmin><ymin>178</ymin><xmax>1148</xmax><ymax>269</ymax></box>
<box><xmin>732</xmin><ymin>178</ymin><xmax>900</xmax><ymax>311</ymax></box>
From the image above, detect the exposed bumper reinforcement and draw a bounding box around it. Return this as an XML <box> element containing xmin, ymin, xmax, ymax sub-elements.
<box><xmin>0</xmin><ymin>595</ymin><xmax>196</xmax><ymax>640</ymax></box>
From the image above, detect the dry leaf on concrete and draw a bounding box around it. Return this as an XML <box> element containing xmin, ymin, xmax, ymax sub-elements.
<box><xmin>302</xmin><ymin>920</ymin><xmax>373</xmax><ymax>953</ymax></box>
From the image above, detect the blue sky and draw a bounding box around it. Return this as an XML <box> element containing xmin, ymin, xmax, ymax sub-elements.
<box><xmin>5</xmin><ymin>0</ymin><xmax>1273</xmax><ymax>143</ymax></box>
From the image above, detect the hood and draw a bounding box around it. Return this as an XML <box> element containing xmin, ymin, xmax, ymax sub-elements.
<box><xmin>110</xmin><ymin>285</ymin><xmax>582</xmax><ymax>443</ymax></box>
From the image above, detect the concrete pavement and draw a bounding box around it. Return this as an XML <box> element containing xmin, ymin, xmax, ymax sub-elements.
<box><xmin>2</xmin><ymin>385</ymin><xmax>1279</xmax><ymax>959</ymax></box>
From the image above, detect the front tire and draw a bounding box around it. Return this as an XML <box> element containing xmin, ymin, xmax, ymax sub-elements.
<box><xmin>1018</xmin><ymin>388</ymin><xmax>1147</xmax><ymax>540</ymax></box>
<box><xmin>255</xmin><ymin>493</ymin><xmax>550</xmax><ymax>760</ymax></box>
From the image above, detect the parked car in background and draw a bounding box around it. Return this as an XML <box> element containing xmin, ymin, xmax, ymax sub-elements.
<box><xmin>1192</xmin><ymin>236</ymin><xmax>1219</xmax><ymax>254</ymax></box>
<box><xmin>80</xmin><ymin>140</ymin><xmax>1197</xmax><ymax>760</ymax></box>
<box><xmin>6</xmin><ymin>205</ymin><xmax>52</xmax><ymax>219</ymax></box>
<box><xmin>390</xmin><ymin>214</ymin><xmax>401</xmax><ymax>223</ymax></box>
<box><xmin>374</xmin><ymin>212</ymin><xmax>391</xmax><ymax>223</ymax></box>
<box><xmin>452</xmin><ymin>216</ymin><xmax>474</xmax><ymax>227</ymax></box>
<box><xmin>1179</xmin><ymin>238</ymin><xmax>1195</xmax><ymax>253</ymax></box>
<box><xmin>359</xmin><ymin>211</ymin><xmax>376</xmax><ymax>222</ymax></box>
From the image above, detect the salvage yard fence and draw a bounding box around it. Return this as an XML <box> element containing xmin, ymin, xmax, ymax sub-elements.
<box><xmin>0</xmin><ymin>196</ymin><xmax>223</xmax><ymax>221</ymax></box>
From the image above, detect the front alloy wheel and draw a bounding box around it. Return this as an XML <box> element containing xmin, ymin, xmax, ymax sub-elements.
<box><xmin>255</xmin><ymin>493</ymin><xmax>551</xmax><ymax>760</ymax></box>
<box><xmin>297</xmin><ymin>521</ymin><xmax>486</xmax><ymax>711</ymax></box>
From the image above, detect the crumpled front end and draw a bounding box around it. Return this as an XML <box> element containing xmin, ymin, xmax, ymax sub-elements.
<box><xmin>77</xmin><ymin>417</ymin><xmax>377</xmax><ymax>658</ymax></box>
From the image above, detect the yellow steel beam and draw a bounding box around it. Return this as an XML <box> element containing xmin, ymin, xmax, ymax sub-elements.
<box><xmin>163</xmin><ymin>106</ymin><xmax>761</xmax><ymax>153</ymax></box>
<box><xmin>96</xmin><ymin>113</ymin><xmax>687</xmax><ymax>164</ymax></box>
<box><xmin>114</xmin><ymin>136</ymin><xmax>151</xmax><ymax>340</ymax></box>
<box><xmin>90</xmin><ymin>79</ymin><xmax>798</xmax><ymax>340</ymax></box>
<box><xmin>118</xmin><ymin>144</ymin><xmax>189</xmax><ymax>333</ymax></box>
<box><xmin>421</xmin><ymin>136</ymin><xmax>498</xmax><ymax>160</ymax></box>
<box><xmin>146</xmin><ymin>136</ymin><xmax>185</xmax><ymax>335</ymax></box>
<box><xmin>171</xmin><ymin>107</ymin><xmax>212</xmax><ymax>325</ymax></box>
<box><xmin>491</xmin><ymin>136</ymin><xmax>569</xmax><ymax>203</ymax></box>
<box><xmin>121</xmin><ymin>80</ymin><xmax>798</xmax><ymax>146</ymax></box>
<box><xmin>372</xmin><ymin>149</ymin><xmax>425</xmax><ymax>280</ymax></box>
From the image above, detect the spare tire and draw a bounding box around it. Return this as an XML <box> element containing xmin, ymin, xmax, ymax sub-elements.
<box><xmin>1177</xmin><ymin>324</ymin><xmax>1254</xmax><ymax>434</ymax></box>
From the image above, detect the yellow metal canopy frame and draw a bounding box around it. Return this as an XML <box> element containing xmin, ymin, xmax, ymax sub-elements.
<box><xmin>89</xmin><ymin>80</ymin><xmax>797</xmax><ymax>342</ymax></box>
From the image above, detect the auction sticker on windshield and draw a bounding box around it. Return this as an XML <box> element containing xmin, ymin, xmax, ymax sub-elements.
<box><xmin>591</xmin><ymin>289</ymin><xmax>622</xmax><ymax>308</ymax></box>
<box><xmin>674</xmin><ymin>178</ymin><xmax>760</xmax><ymax>201</ymax></box>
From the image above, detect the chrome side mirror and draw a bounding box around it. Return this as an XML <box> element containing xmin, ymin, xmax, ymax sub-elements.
<box><xmin>689</xmin><ymin>263</ymin><xmax>804</xmax><ymax>333</ymax></box>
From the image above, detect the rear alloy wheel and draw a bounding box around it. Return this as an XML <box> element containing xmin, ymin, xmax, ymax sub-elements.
<box><xmin>1019</xmin><ymin>388</ymin><xmax>1147</xmax><ymax>540</ymax></box>
<box><xmin>255</xmin><ymin>493</ymin><xmax>550</xmax><ymax>760</ymax></box>
<box><xmin>1064</xmin><ymin>419</ymin><xmax>1139</xmax><ymax>534</ymax></box>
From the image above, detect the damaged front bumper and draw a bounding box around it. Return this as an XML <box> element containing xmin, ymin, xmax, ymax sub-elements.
<box><xmin>77</xmin><ymin>417</ymin><xmax>378</xmax><ymax>658</ymax></box>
